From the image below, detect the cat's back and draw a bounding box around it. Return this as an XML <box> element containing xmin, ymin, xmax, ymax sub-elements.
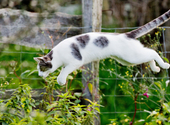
<box><xmin>53</xmin><ymin>32</ymin><xmax>143</xmax><ymax>54</ymax></box>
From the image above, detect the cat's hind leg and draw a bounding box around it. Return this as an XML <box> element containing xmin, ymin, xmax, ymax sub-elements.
<box><xmin>152</xmin><ymin>51</ymin><xmax>170</xmax><ymax>70</ymax></box>
<box><xmin>125</xmin><ymin>49</ymin><xmax>169</xmax><ymax>72</ymax></box>
<box><xmin>144</xmin><ymin>50</ymin><xmax>170</xmax><ymax>72</ymax></box>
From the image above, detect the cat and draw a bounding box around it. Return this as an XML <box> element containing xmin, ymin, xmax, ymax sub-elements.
<box><xmin>34</xmin><ymin>9</ymin><xmax>170</xmax><ymax>85</ymax></box>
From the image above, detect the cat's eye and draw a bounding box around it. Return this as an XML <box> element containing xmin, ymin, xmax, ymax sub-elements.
<box><xmin>39</xmin><ymin>60</ymin><xmax>52</xmax><ymax>72</ymax></box>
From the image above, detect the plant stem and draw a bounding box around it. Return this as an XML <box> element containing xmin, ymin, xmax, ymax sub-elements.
<box><xmin>14</xmin><ymin>70</ymin><xmax>21</xmax><ymax>84</ymax></box>
<box><xmin>68</xmin><ymin>73</ymin><xmax>77</xmax><ymax>90</ymax></box>
<box><xmin>132</xmin><ymin>93</ymin><xmax>139</xmax><ymax>124</ymax></box>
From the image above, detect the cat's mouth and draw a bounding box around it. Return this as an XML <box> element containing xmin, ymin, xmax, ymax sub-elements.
<box><xmin>38</xmin><ymin>72</ymin><xmax>49</xmax><ymax>78</ymax></box>
<box><xmin>41</xmin><ymin>74</ymin><xmax>48</xmax><ymax>79</ymax></box>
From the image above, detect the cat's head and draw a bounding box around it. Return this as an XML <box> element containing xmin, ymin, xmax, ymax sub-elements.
<box><xmin>34</xmin><ymin>51</ymin><xmax>53</xmax><ymax>78</ymax></box>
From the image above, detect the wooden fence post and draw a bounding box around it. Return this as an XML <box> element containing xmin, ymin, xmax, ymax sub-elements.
<box><xmin>82</xmin><ymin>0</ymin><xmax>103</xmax><ymax>124</ymax></box>
<box><xmin>81</xmin><ymin>0</ymin><xmax>93</xmax><ymax>105</ymax></box>
<box><xmin>92</xmin><ymin>0</ymin><xmax>103</xmax><ymax>125</ymax></box>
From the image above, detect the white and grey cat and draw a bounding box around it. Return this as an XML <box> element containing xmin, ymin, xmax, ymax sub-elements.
<box><xmin>34</xmin><ymin>10</ymin><xmax>170</xmax><ymax>85</ymax></box>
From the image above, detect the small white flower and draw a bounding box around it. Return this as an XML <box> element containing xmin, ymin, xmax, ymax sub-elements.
<box><xmin>138</xmin><ymin>119</ymin><xmax>145</xmax><ymax>122</ymax></box>
<box><xmin>166</xmin><ymin>80</ymin><xmax>170</xmax><ymax>87</ymax></box>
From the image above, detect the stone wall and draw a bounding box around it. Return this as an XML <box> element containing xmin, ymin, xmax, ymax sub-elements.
<box><xmin>0</xmin><ymin>8</ymin><xmax>82</xmax><ymax>49</ymax></box>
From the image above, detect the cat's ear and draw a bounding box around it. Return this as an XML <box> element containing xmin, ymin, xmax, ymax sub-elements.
<box><xmin>34</xmin><ymin>57</ymin><xmax>43</xmax><ymax>63</ymax></box>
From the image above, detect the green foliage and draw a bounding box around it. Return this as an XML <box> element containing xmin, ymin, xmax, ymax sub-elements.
<box><xmin>106</xmin><ymin>66</ymin><xmax>170</xmax><ymax>124</ymax></box>
<box><xmin>46</xmin><ymin>93</ymin><xmax>100</xmax><ymax>125</ymax></box>
<box><xmin>0</xmin><ymin>83</ymin><xmax>100</xmax><ymax>125</ymax></box>
<box><xmin>0</xmin><ymin>84</ymin><xmax>35</xmax><ymax>124</ymax></box>
<box><xmin>144</xmin><ymin>102</ymin><xmax>170</xmax><ymax>124</ymax></box>
<box><xmin>109</xmin><ymin>115</ymin><xmax>132</xmax><ymax>125</ymax></box>
<box><xmin>0</xmin><ymin>44</ymin><xmax>44</xmax><ymax>89</ymax></box>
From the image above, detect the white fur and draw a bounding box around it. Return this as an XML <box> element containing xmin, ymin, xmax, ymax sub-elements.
<box><xmin>35</xmin><ymin>32</ymin><xmax>170</xmax><ymax>85</ymax></box>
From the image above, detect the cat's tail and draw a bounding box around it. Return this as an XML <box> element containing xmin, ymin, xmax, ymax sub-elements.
<box><xmin>126</xmin><ymin>9</ymin><xmax>170</xmax><ymax>39</ymax></box>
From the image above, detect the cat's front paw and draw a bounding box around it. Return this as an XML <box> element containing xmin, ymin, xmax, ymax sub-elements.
<box><xmin>57</xmin><ymin>76</ymin><xmax>66</xmax><ymax>85</ymax></box>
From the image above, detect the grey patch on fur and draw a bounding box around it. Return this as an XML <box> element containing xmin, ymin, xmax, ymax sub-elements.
<box><xmin>39</xmin><ymin>59</ymin><xmax>52</xmax><ymax>72</ymax></box>
<box><xmin>126</xmin><ymin>26</ymin><xmax>146</xmax><ymax>39</ymax></box>
<box><xmin>153</xmin><ymin>20</ymin><xmax>157</xmax><ymax>24</ymax></box>
<box><xmin>165</xmin><ymin>12</ymin><xmax>170</xmax><ymax>18</ymax></box>
<box><xmin>147</xmin><ymin>23</ymin><xmax>152</xmax><ymax>28</ymax></box>
<box><xmin>76</xmin><ymin>35</ymin><xmax>90</xmax><ymax>48</ymax></box>
<box><xmin>94</xmin><ymin>36</ymin><xmax>109</xmax><ymax>48</ymax></box>
<box><xmin>126</xmin><ymin>32</ymin><xmax>137</xmax><ymax>39</ymax></box>
<box><xmin>159</xmin><ymin>16</ymin><xmax>165</xmax><ymax>22</ymax></box>
<box><xmin>70</xmin><ymin>43</ymin><xmax>82</xmax><ymax>60</ymax></box>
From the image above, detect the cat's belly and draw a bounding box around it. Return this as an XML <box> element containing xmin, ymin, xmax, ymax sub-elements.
<box><xmin>111</xmin><ymin>56</ymin><xmax>135</xmax><ymax>66</ymax></box>
<box><xmin>83</xmin><ymin>55</ymin><xmax>135</xmax><ymax>66</ymax></box>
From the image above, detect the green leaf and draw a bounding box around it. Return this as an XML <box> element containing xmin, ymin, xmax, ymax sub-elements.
<box><xmin>67</xmin><ymin>75</ymin><xmax>73</xmax><ymax>80</ymax></box>
<box><xmin>163</xmin><ymin>103</ymin><xmax>170</xmax><ymax>113</ymax></box>
<box><xmin>75</xmin><ymin>99</ymin><xmax>81</xmax><ymax>104</ymax></box>
<box><xmin>0</xmin><ymin>91</ymin><xmax>5</xmax><ymax>95</ymax></box>
<box><xmin>46</xmin><ymin>116</ymin><xmax>54</xmax><ymax>122</ymax></box>
<box><xmin>154</xmin><ymin>82</ymin><xmax>162</xmax><ymax>89</ymax></box>
<box><xmin>1</xmin><ymin>121</ymin><xmax>9</xmax><ymax>125</ymax></box>
<box><xmin>163</xmin><ymin>57</ymin><xmax>169</xmax><ymax>63</ymax></box>
<box><xmin>158</xmin><ymin>114</ymin><xmax>166</xmax><ymax>120</ymax></box>
<box><xmin>21</xmin><ymin>70</ymin><xmax>30</xmax><ymax>77</ymax></box>
<box><xmin>88</xmin><ymin>83</ymin><xmax>93</xmax><ymax>94</ymax></box>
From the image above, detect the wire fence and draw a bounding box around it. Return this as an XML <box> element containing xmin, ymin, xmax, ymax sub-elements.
<box><xmin>0</xmin><ymin>26</ymin><xmax>170</xmax><ymax>124</ymax></box>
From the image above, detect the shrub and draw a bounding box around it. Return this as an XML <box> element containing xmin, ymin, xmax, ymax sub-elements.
<box><xmin>0</xmin><ymin>84</ymin><xmax>100</xmax><ymax>125</ymax></box>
